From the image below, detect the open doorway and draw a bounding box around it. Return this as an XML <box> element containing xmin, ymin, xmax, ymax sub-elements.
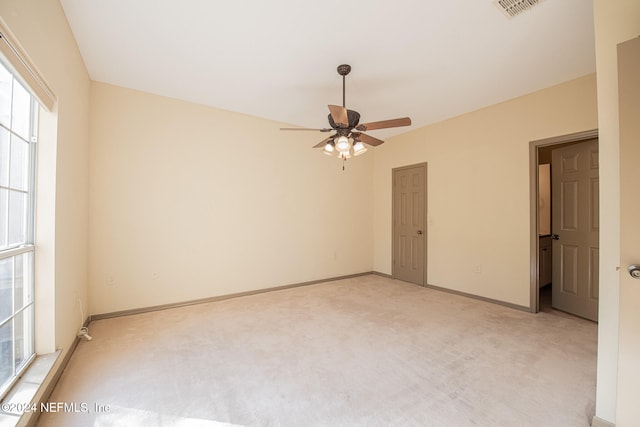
<box><xmin>529</xmin><ymin>130</ymin><xmax>599</xmax><ymax>320</ymax></box>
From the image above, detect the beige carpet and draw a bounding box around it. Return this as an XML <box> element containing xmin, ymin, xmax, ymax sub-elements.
<box><xmin>37</xmin><ymin>275</ymin><xmax>597</xmax><ymax>426</ymax></box>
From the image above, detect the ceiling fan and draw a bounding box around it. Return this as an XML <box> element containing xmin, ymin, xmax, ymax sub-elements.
<box><xmin>280</xmin><ymin>64</ymin><xmax>412</xmax><ymax>161</ymax></box>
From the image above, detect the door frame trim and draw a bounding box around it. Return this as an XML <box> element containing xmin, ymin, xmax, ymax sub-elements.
<box><xmin>528</xmin><ymin>129</ymin><xmax>598</xmax><ymax>312</ymax></box>
<box><xmin>391</xmin><ymin>162</ymin><xmax>428</xmax><ymax>286</ymax></box>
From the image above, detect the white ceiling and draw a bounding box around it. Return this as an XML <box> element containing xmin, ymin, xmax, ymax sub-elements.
<box><xmin>59</xmin><ymin>0</ymin><xmax>595</xmax><ymax>140</ymax></box>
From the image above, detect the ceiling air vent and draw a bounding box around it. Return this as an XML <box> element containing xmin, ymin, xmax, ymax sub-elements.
<box><xmin>494</xmin><ymin>0</ymin><xmax>543</xmax><ymax>17</ymax></box>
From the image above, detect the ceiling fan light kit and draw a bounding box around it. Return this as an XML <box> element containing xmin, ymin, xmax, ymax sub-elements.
<box><xmin>353</xmin><ymin>141</ymin><xmax>367</xmax><ymax>156</ymax></box>
<box><xmin>281</xmin><ymin>64</ymin><xmax>411</xmax><ymax>169</ymax></box>
<box><xmin>336</xmin><ymin>135</ymin><xmax>350</xmax><ymax>151</ymax></box>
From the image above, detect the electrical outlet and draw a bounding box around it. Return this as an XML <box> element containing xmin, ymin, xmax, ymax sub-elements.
<box><xmin>474</xmin><ymin>265</ymin><xmax>482</xmax><ymax>274</ymax></box>
<box><xmin>152</xmin><ymin>272</ymin><xmax>159</xmax><ymax>280</ymax></box>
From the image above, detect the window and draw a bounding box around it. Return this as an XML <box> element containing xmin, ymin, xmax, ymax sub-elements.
<box><xmin>0</xmin><ymin>58</ymin><xmax>38</xmax><ymax>397</ymax></box>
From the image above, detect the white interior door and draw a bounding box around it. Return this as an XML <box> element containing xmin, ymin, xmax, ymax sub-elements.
<box><xmin>615</xmin><ymin>36</ymin><xmax>640</xmax><ymax>423</ymax></box>
<box><xmin>551</xmin><ymin>139</ymin><xmax>599</xmax><ymax>321</ymax></box>
<box><xmin>392</xmin><ymin>163</ymin><xmax>427</xmax><ymax>286</ymax></box>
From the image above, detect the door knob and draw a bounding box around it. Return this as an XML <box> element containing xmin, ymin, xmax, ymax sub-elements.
<box><xmin>417</xmin><ymin>230</ymin><xmax>423</xmax><ymax>235</ymax></box>
<box><xmin>629</xmin><ymin>265</ymin><xmax>640</xmax><ymax>279</ymax></box>
<box><xmin>550</xmin><ymin>234</ymin><xmax>560</xmax><ymax>240</ymax></box>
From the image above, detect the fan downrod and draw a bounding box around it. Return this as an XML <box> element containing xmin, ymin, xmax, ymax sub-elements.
<box><xmin>337</xmin><ymin>64</ymin><xmax>351</xmax><ymax>107</ymax></box>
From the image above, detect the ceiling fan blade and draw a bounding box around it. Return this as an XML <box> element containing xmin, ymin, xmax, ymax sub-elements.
<box><xmin>280</xmin><ymin>127</ymin><xmax>332</xmax><ymax>132</ymax></box>
<box><xmin>328</xmin><ymin>105</ymin><xmax>349</xmax><ymax>127</ymax></box>
<box><xmin>356</xmin><ymin>117</ymin><xmax>411</xmax><ymax>132</ymax></box>
<box><xmin>313</xmin><ymin>136</ymin><xmax>334</xmax><ymax>148</ymax></box>
<box><xmin>357</xmin><ymin>133</ymin><xmax>384</xmax><ymax>147</ymax></box>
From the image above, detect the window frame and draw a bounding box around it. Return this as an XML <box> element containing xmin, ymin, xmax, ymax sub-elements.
<box><xmin>0</xmin><ymin>57</ymin><xmax>38</xmax><ymax>399</ymax></box>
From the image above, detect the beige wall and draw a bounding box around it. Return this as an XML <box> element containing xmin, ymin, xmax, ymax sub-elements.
<box><xmin>372</xmin><ymin>74</ymin><xmax>598</xmax><ymax>307</ymax></box>
<box><xmin>88</xmin><ymin>82</ymin><xmax>373</xmax><ymax>315</ymax></box>
<box><xmin>0</xmin><ymin>1</ymin><xmax>91</xmax><ymax>354</ymax></box>
<box><xmin>593</xmin><ymin>1</ymin><xmax>640</xmax><ymax>425</ymax></box>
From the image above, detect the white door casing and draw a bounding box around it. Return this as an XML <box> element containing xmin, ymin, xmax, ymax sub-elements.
<box><xmin>615</xmin><ymin>36</ymin><xmax>640</xmax><ymax>423</ymax></box>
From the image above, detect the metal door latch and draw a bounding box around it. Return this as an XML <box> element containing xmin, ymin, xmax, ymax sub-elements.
<box><xmin>628</xmin><ymin>265</ymin><xmax>640</xmax><ymax>279</ymax></box>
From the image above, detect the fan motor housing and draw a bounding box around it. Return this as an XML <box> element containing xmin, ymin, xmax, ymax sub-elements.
<box><xmin>328</xmin><ymin>109</ymin><xmax>360</xmax><ymax>129</ymax></box>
